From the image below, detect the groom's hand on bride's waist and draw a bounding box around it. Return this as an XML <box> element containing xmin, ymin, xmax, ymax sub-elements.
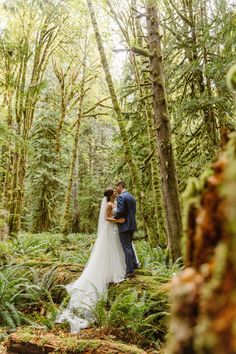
<box><xmin>106</xmin><ymin>217</ymin><xmax>125</xmax><ymax>223</ymax></box>
<box><xmin>117</xmin><ymin>218</ymin><xmax>126</xmax><ymax>224</ymax></box>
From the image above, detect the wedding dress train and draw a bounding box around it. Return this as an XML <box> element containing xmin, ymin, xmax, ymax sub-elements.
<box><xmin>56</xmin><ymin>197</ymin><xmax>126</xmax><ymax>333</ymax></box>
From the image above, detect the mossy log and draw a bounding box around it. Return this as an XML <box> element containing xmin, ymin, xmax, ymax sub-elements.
<box><xmin>108</xmin><ymin>272</ymin><xmax>169</xmax><ymax>301</ymax></box>
<box><xmin>7</xmin><ymin>328</ymin><xmax>147</xmax><ymax>354</ymax></box>
<box><xmin>167</xmin><ymin>133</ymin><xmax>236</xmax><ymax>354</ymax></box>
<box><xmin>0</xmin><ymin>209</ymin><xmax>9</xmax><ymax>241</ymax></box>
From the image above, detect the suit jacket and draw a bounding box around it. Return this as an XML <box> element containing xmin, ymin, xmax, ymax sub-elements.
<box><xmin>114</xmin><ymin>191</ymin><xmax>137</xmax><ymax>233</ymax></box>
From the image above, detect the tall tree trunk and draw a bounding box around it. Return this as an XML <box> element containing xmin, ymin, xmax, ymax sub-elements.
<box><xmin>5</xmin><ymin>6</ymin><xmax>64</xmax><ymax>234</ymax></box>
<box><xmin>130</xmin><ymin>1</ymin><xmax>166</xmax><ymax>245</ymax></box>
<box><xmin>87</xmin><ymin>0</ymin><xmax>151</xmax><ymax>239</ymax></box>
<box><xmin>71</xmin><ymin>153</ymin><xmax>80</xmax><ymax>233</ymax></box>
<box><xmin>131</xmin><ymin>51</ymin><xmax>166</xmax><ymax>245</ymax></box>
<box><xmin>56</xmin><ymin>79</ymin><xmax>66</xmax><ymax>155</ymax></box>
<box><xmin>0</xmin><ymin>209</ymin><xmax>9</xmax><ymax>241</ymax></box>
<box><xmin>61</xmin><ymin>47</ymin><xmax>87</xmax><ymax>234</ymax></box>
<box><xmin>1</xmin><ymin>86</ymin><xmax>14</xmax><ymax>209</ymax></box>
<box><xmin>146</xmin><ymin>1</ymin><xmax>182</xmax><ymax>260</ymax></box>
<box><xmin>8</xmin><ymin>41</ymin><xmax>28</xmax><ymax>233</ymax></box>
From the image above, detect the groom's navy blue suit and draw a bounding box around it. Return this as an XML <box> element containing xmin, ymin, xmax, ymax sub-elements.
<box><xmin>114</xmin><ymin>191</ymin><xmax>138</xmax><ymax>275</ymax></box>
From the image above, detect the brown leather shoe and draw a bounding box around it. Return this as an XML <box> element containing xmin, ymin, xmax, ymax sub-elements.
<box><xmin>125</xmin><ymin>272</ymin><xmax>135</xmax><ymax>279</ymax></box>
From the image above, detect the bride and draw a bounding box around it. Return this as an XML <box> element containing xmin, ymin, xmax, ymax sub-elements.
<box><xmin>56</xmin><ymin>187</ymin><xmax>127</xmax><ymax>333</ymax></box>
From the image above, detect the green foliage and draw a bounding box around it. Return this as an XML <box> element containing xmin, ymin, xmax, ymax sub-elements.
<box><xmin>77</xmin><ymin>119</ymin><xmax>119</xmax><ymax>233</ymax></box>
<box><xmin>0</xmin><ymin>122</ymin><xmax>12</xmax><ymax>148</ymax></box>
<box><xmin>163</xmin><ymin>0</ymin><xmax>236</xmax><ymax>190</ymax></box>
<box><xmin>11</xmin><ymin>233</ymin><xmax>49</xmax><ymax>258</ymax></box>
<box><xmin>26</xmin><ymin>111</ymin><xmax>63</xmax><ymax>232</ymax></box>
<box><xmin>0</xmin><ymin>231</ymin><xmax>95</xmax><ymax>328</ymax></box>
<box><xmin>0</xmin><ymin>262</ymin><xmax>63</xmax><ymax>329</ymax></box>
<box><xmin>0</xmin><ymin>231</ymin><xmax>174</xmax><ymax>352</ymax></box>
<box><xmin>23</xmin><ymin>266</ymin><xmax>61</xmax><ymax>305</ymax></box>
<box><xmin>0</xmin><ymin>265</ymin><xmax>35</xmax><ymax>328</ymax></box>
<box><xmin>9</xmin><ymin>231</ymin><xmax>94</xmax><ymax>266</ymax></box>
<box><xmin>135</xmin><ymin>240</ymin><xmax>182</xmax><ymax>281</ymax></box>
<box><xmin>0</xmin><ymin>241</ymin><xmax>12</xmax><ymax>266</ymax></box>
<box><xmin>88</xmin><ymin>240</ymin><xmax>178</xmax><ymax>349</ymax></box>
<box><xmin>93</xmin><ymin>286</ymin><xmax>168</xmax><ymax>349</ymax></box>
<box><xmin>227</xmin><ymin>64</ymin><xmax>236</xmax><ymax>93</ymax></box>
<box><xmin>94</xmin><ymin>289</ymin><xmax>147</xmax><ymax>328</ymax></box>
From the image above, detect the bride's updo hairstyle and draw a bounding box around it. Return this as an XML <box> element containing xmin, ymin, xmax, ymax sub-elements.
<box><xmin>104</xmin><ymin>187</ymin><xmax>114</xmax><ymax>202</ymax></box>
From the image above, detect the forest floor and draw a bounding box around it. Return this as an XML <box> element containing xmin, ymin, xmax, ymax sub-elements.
<box><xmin>0</xmin><ymin>232</ymin><xmax>179</xmax><ymax>353</ymax></box>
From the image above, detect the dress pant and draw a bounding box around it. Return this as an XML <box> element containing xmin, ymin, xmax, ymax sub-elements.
<box><xmin>119</xmin><ymin>230</ymin><xmax>138</xmax><ymax>274</ymax></box>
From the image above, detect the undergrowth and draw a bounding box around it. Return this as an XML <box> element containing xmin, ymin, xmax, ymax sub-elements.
<box><xmin>0</xmin><ymin>231</ymin><xmax>180</xmax><ymax>351</ymax></box>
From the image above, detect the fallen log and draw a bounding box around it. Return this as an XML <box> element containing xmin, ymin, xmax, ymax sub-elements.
<box><xmin>7</xmin><ymin>328</ymin><xmax>147</xmax><ymax>354</ymax></box>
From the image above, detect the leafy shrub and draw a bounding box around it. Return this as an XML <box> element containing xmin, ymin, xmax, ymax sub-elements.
<box><xmin>93</xmin><ymin>287</ymin><xmax>168</xmax><ymax>350</ymax></box>
<box><xmin>136</xmin><ymin>240</ymin><xmax>182</xmax><ymax>281</ymax></box>
<box><xmin>0</xmin><ymin>266</ymin><xmax>35</xmax><ymax>328</ymax></box>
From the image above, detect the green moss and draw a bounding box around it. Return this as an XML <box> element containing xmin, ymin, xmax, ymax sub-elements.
<box><xmin>11</xmin><ymin>327</ymin><xmax>145</xmax><ymax>353</ymax></box>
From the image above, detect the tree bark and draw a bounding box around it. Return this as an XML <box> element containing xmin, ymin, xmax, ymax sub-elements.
<box><xmin>52</xmin><ymin>59</ymin><xmax>80</xmax><ymax>156</ymax></box>
<box><xmin>71</xmin><ymin>153</ymin><xmax>80</xmax><ymax>233</ymax></box>
<box><xmin>168</xmin><ymin>133</ymin><xmax>236</xmax><ymax>354</ymax></box>
<box><xmin>61</xmin><ymin>42</ymin><xmax>87</xmax><ymax>234</ymax></box>
<box><xmin>131</xmin><ymin>1</ymin><xmax>166</xmax><ymax>245</ymax></box>
<box><xmin>105</xmin><ymin>0</ymin><xmax>166</xmax><ymax>245</ymax></box>
<box><xmin>4</xmin><ymin>5</ymin><xmax>64</xmax><ymax>234</ymax></box>
<box><xmin>146</xmin><ymin>1</ymin><xmax>182</xmax><ymax>260</ymax></box>
<box><xmin>87</xmin><ymin>0</ymin><xmax>151</xmax><ymax>239</ymax></box>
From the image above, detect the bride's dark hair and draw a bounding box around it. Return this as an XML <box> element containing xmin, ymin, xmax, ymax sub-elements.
<box><xmin>104</xmin><ymin>187</ymin><xmax>114</xmax><ymax>202</ymax></box>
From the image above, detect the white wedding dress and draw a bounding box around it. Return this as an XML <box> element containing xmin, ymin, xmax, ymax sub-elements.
<box><xmin>56</xmin><ymin>197</ymin><xmax>126</xmax><ymax>333</ymax></box>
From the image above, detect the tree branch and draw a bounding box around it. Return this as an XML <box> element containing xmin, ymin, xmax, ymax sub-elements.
<box><xmin>168</xmin><ymin>0</ymin><xmax>192</xmax><ymax>27</ymax></box>
<box><xmin>82</xmin><ymin>96</ymin><xmax>110</xmax><ymax>115</ymax></box>
<box><xmin>113</xmin><ymin>46</ymin><xmax>150</xmax><ymax>57</ymax></box>
<box><xmin>131</xmin><ymin>46</ymin><xmax>150</xmax><ymax>57</ymax></box>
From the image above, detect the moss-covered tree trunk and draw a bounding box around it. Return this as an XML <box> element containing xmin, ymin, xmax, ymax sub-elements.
<box><xmin>61</xmin><ymin>55</ymin><xmax>86</xmax><ymax>234</ymax></box>
<box><xmin>178</xmin><ymin>0</ymin><xmax>219</xmax><ymax>148</ymax></box>
<box><xmin>54</xmin><ymin>70</ymin><xmax>66</xmax><ymax>155</ymax></box>
<box><xmin>62</xmin><ymin>90</ymin><xmax>85</xmax><ymax>234</ymax></box>
<box><xmin>8</xmin><ymin>36</ymin><xmax>29</xmax><ymax>233</ymax></box>
<box><xmin>87</xmin><ymin>0</ymin><xmax>151</xmax><ymax>239</ymax></box>
<box><xmin>7</xmin><ymin>9</ymin><xmax>62</xmax><ymax>234</ymax></box>
<box><xmin>0</xmin><ymin>49</ymin><xmax>14</xmax><ymax>211</ymax></box>
<box><xmin>71</xmin><ymin>154</ymin><xmax>80</xmax><ymax>233</ymax></box>
<box><xmin>146</xmin><ymin>1</ymin><xmax>182</xmax><ymax>260</ymax></box>
<box><xmin>0</xmin><ymin>209</ymin><xmax>9</xmax><ymax>241</ymax></box>
<box><xmin>131</xmin><ymin>1</ymin><xmax>166</xmax><ymax>246</ymax></box>
<box><xmin>52</xmin><ymin>59</ymin><xmax>80</xmax><ymax>157</ymax></box>
<box><xmin>168</xmin><ymin>132</ymin><xmax>236</xmax><ymax>353</ymax></box>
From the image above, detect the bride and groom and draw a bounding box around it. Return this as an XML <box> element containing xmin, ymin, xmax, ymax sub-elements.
<box><xmin>57</xmin><ymin>180</ymin><xmax>140</xmax><ymax>333</ymax></box>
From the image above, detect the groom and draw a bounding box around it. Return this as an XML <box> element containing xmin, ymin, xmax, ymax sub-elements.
<box><xmin>114</xmin><ymin>180</ymin><xmax>139</xmax><ymax>278</ymax></box>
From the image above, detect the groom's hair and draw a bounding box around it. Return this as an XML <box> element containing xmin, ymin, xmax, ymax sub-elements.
<box><xmin>115</xmin><ymin>180</ymin><xmax>126</xmax><ymax>188</ymax></box>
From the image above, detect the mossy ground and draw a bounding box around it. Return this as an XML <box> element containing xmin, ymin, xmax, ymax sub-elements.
<box><xmin>0</xmin><ymin>232</ymin><xmax>175</xmax><ymax>353</ymax></box>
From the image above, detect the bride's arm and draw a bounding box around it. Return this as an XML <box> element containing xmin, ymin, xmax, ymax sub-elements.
<box><xmin>106</xmin><ymin>203</ymin><xmax>125</xmax><ymax>223</ymax></box>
